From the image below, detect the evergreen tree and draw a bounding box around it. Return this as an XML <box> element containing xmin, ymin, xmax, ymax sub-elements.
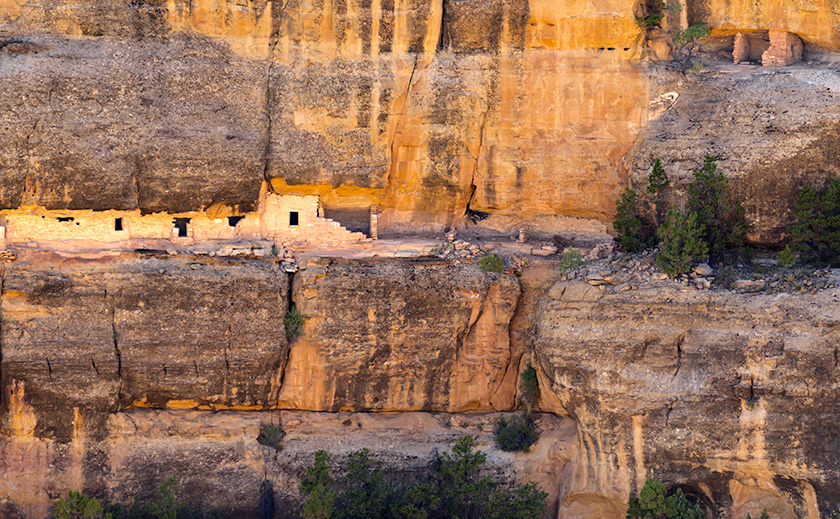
<box><xmin>300</xmin><ymin>451</ymin><xmax>336</xmax><ymax>519</ymax></box>
<box><xmin>656</xmin><ymin>209</ymin><xmax>709</xmax><ymax>277</ymax></box>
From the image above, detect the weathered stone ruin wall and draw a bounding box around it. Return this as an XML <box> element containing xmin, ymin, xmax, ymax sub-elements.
<box><xmin>1</xmin><ymin>187</ymin><xmax>367</xmax><ymax>249</ymax></box>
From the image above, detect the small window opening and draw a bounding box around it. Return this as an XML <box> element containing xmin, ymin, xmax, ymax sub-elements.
<box><xmin>228</xmin><ymin>216</ymin><xmax>245</xmax><ymax>227</ymax></box>
<box><xmin>289</xmin><ymin>211</ymin><xmax>299</xmax><ymax>226</ymax></box>
<box><xmin>115</xmin><ymin>217</ymin><xmax>124</xmax><ymax>231</ymax></box>
<box><xmin>57</xmin><ymin>217</ymin><xmax>74</xmax><ymax>223</ymax></box>
<box><xmin>173</xmin><ymin>218</ymin><xmax>191</xmax><ymax>238</ymax></box>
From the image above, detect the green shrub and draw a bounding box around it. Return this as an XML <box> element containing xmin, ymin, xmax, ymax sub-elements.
<box><xmin>647</xmin><ymin>158</ymin><xmax>670</xmax><ymax>226</ymax></box>
<box><xmin>780</xmin><ymin>244</ymin><xmax>796</xmax><ymax>268</ymax></box>
<box><xmin>56</xmin><ymin>491</ymin><xmax>113</xmax><ymax>519</ymax></box>
<box><xmin>285</xmin><ymin>306</ymin><xmax>306</xmax><ymax>338</ymax></box>
<box><xmin>686</xmin><ymin>155</ymin><xmax>749</xmax><ymax>260</ymax></box>
<box><xmin>485</xmin><ymin>482</ymin><xmax>548</xmax><ymax>519</ymax></box>
<box><xmin>656</xmin><ymin>209</ymin><xmax>708</xmax><ymax>277</ymax></box>
<box><xmin>626</xmin><ymin>479</ymin><xmax>704</xmax><ymax>519</ymax></box>
<box><xmin>494</xmin><ymin>413</ymin><xmax>539</xmax><ymax>452</ymax></box>
<box><xmin>636</xmin><ymin>11</ymin><xmax>664</xmax><ymax>28</ymax></box>
<box><xmin>479</xmin><ymin>253</ymin><xmax>505</xmax><ymax>273</ymax></box>
<box><xmin>258</xmin><ymin>423</ymin><xmax>284</xmax><ymax>451</ymax></box>
<box><xmin>521</xmin><ymin>365</ymin><xmax>540</xmax><ymax>404</ymax></box>
<box><xmin>614</xmin><ymin>188</ymin><xmax>656</xmax><ymax>252</ymax></box>
<box><xmin>787</xmin><ymin>179</ymin><xmax>840</xmax><ymax>267</ymax></box>
<box><xmin>675</xmin><ymin>21</ymin><xmax>710</xmax><ymax>46</ymax></box>
<box><xmin>558</xmin><ymin>247</ymin><xmax>585</xmax><ymax>275</ymax></box>
<box><xmin>146</xmin><ymin>477</ymin><xmax>183</xmax><ymax>519</ymax></box>
<box><xmin>299</xmin><ymin>437</ymin><xmax>548</xmax><ymax>519</ymax></box>
<box><xmin>335</xmin><ymin>449</ymin><xmax>392</xmax><ymax>519</ymax></box>
<box><xmin>300</xmin><ymin>451</ymin><xmax>336</xmax><ymax>519</ymax></box>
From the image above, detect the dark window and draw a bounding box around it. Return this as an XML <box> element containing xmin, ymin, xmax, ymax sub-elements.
<box><xmin>57</xmin><ymin>217</ymin><xmax>74</xmax><ymax>222</ymax></box>
<box><xmin>228</xmin><ymin>216</ymin><xmax>245</xmax><ymax>227</ymax></box>
<box><xmin>115</xmin><ymin>218</ymin><xmax>124</xmax><ymax>231</ymax></box>
<box><xmin>173</xmin><ymin>218</ymin><xmax>190</xmax><ymax>237</ymax></box>
<box><xmin>289</xmin><ymin>211</ymin><xmax>299</xmax><ymax>226</ymax></box>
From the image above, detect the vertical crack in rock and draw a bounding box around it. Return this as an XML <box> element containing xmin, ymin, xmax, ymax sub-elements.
<box><xmin>437</xmin><ymin>0</ymin><xmax>448</xmax><ymax>51</ymax></box>
<box><xmin>672</xmin><ymin>333</ymin><xmax>685</xmax><ymax>378</ymax></box>
<box><xmin>386</xmin><ymin>54</ymin><xmax>420</xmax><ymax>188</ymax></box>
<box><xmin>464</xmin><ymin>109</ymin><xmax>489</xmax><ymax>219</ymax></box>
<box><xmin>262</xmin><ymin>0</ymin><xmax>288</xmax><ymax>194</ymax></box>
<box><xmin>834</xmin><ymin>346</ymin><xmax>838</xmax><ymax>369</ymax></box>
<box><xmin>46</xmin><ymin>358</ymin><xmax>52</xmax><ymax>381</ymax></box>
<box><xmin>273</xmin><ymin>271</ymin><xmax>296</xmax><ymax>399</ymax></box>
<box><xmin>490</xmin><ymin>276</ymin><xmax>524</xmax><ymax>405</ymax></box>
<box><xmin>225</xmin><ymin>323</ymin><xmax>232</xmax><ymax>376</ymax></box>
<box><xmin>91</xmin><ymin>359</ymin><xmax>99</xmax><ymax>376</ymax></box>
<box><xmin>109</xmin><ymin>289</ymin><xmax>126</xmax><ymax>410</ymax></box>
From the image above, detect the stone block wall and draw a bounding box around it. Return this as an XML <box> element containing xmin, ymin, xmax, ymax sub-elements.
<box><xmin>762</xmin><ymin>30</ymin><xmax>803</xmax><ymax>66</ymax></box>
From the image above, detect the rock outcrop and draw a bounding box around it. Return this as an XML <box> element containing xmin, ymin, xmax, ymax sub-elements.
<box><xmin>279</xmin><ymin>258</ymin><xmax>521</xmax><ymax>412</ymax></box>
<box><xmin>535</xmin><ymin>279</ymin><xmax>840</xmax><ymax>519</ymax></box>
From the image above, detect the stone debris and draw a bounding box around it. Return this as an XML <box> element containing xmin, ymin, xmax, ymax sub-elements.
<box><xmin>585</xmin><ymin>242</ymin><xmax>614</xmax><ymax>261</ymax></box>
<box><xmin>531</xmin><ymin>245</ymin><xmax>558</xmax><ymax>256</ymax></box>
<box><xmin>0</xmin><ymin>250</ymin><xmax>16</xmax><ymax>262</ymax></box>
<box><xmin>733</xmin><ymin>279</ymin><xmax>765</xmax><ymax>290</ymax></box>
<box><xmin>693</xmin><ymin>263</ymin><xmax>714</xmax><ymax>277</ymax></box>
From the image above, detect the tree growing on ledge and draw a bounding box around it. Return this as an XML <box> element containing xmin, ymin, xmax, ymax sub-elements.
<box><xmin>626</xmin><ymin>479</ymin><xmax>704</xmax><ymax>519</ymax></box>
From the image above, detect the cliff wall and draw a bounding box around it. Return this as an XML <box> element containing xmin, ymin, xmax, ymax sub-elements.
<box><xmin>2</xmin><ymin>255</ymin><xmax>840</xmax><ymax>518</ymax></box>
<box><xmin>4</xmin><ymin>0</ymin><xmax>839</xmax><ymax>239</ymax></box>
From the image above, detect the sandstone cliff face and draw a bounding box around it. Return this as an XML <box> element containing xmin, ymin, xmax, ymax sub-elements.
<box><xmin>1</xmin><ymin>254</ymin><xmax>288</xmax><ymax>439</ymax></box>
<box><xmin>534</xmin><ymin>279</ymin><xmax>840</xmax><ymax>519</ymax></box>
<box><xmin>4</xmin><ymin>0</ymin><xmax>840</xmax><ymax>238</ymax></box>
<box><xmin>279</xmin><ymin>258</ymin><xmax>521</xmax><ymax>412</ymax></box>
<box><xmin>626</xmin><ymin>65</ymin><xmax>840</xmax><ymax>246</ymax></box>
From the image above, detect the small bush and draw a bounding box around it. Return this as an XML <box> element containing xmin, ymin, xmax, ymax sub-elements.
<box><xmin>627</xmin><ymin>479</ymin><xmax>704</xmax><ymax>519</ymax></box>
<box><xmin>657</xmin><ymin>209</ymin><xmax>708</xmax><ymax>277</ymax></box>
<box><xmin>479</xmin><ymin>253</ymin><xmax>505</xmax><ymax>272</ymax></box>
<box><xmin>558</xmin><ymin>247</ymin><xmax>585</xmax><ymax>275</ymax></box>
<box><xmin>494</xmin><ymin>413</ymin><xmax>539</xmax><ymax>452</ymax></box>
<box><xmin>780</xmin><ymin>244</ymin><xmax>796</xmax><ymax>268</ymax></box>
<box><xmin>146</xmin><ymin>476</ymin><xmax>183</xmax><ymax>519</ymax></box>
<box><xmin>521</xmin><ymin>365</ymin><xmax>540</xmax><ymax>404</ymax></box>
<box><xmin>258</xmin><ymin>423</ymin><xmax>284</xmax><ymax>451</ymax></box>
<box><xmin>56</xmin><ymin>491</ymin><xmax>113</xmax><ymax>519</ymax></box>
<box><xmin>285</xmin><ymin>306</ymin><xmax>306</xmax><ymax>338</ymax></box>
<box><xmin>675</xmin><ymin>21</ymin><xmax>710</xmax><ymax>46</ymax></box>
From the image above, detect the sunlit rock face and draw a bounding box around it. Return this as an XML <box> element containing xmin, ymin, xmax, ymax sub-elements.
<box><xmin>0</xmin><ymin>0</ymin><xmax>654</xmax><ymax>237</ymax></box>
<box><xmin>534</xmin><ymin>280</ymin><xmax>840</xmax><ymax>519</ymax></box>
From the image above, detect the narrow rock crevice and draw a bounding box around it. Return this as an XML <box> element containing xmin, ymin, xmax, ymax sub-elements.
<box><xmin>225</xmin><ymin>323</ymin><xmax>233</xmax><ymax>376</ymax></box>
<box><xmin>672</xmin><ymin>333</ymin><xmax>685</xmax><ymax>378</ymax></box>
<box><xmin>46</xmin><ymin>358</ymin><xmax>52</xmax><ymax>381</ymax></box>
<box><xmin>463</xmin><ymin>108</ymin><xmax>489</xmax><ymax>222</ymax></box>
<box><xmin>437</xmin><ymin>0</ymin><xmax>448</xmax><ymax>51</ymax></box>
<box><xmin>274</xmin><ymin>270</ymin><xmax>297</xmax><ymax>395</ymax></box>
<box><xmin>386</xmin><ymin>54</ymin><xmax>420</xmax><ymax>188</ymax></box>
<box><xmin>262</xmin><ymin>5</ymin><xmax>285</xmax><ymax>194</ymax></box>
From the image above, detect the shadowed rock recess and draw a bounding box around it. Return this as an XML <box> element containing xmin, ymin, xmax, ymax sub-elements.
<box><xmin>3</xmin><ymin>0</ymin><xmax>840</xmax><ymax>518</ymax></box>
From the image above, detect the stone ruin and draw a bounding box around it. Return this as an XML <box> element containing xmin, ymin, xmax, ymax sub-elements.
<box><xmin>733</xmin><ymin>30</ymin><xmax>803</xmax><ymax>66</ymax></box>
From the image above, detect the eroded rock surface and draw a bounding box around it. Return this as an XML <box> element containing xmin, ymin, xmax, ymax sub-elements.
<box><xmin>280</xmin><ymin>258</ymin><xmax>521</xmax><ymax>412</ymax></box>
<box><xmin>535</xmin><ymin>280</ymin><xmax>840</xmax><ymax>519</ymax></box>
